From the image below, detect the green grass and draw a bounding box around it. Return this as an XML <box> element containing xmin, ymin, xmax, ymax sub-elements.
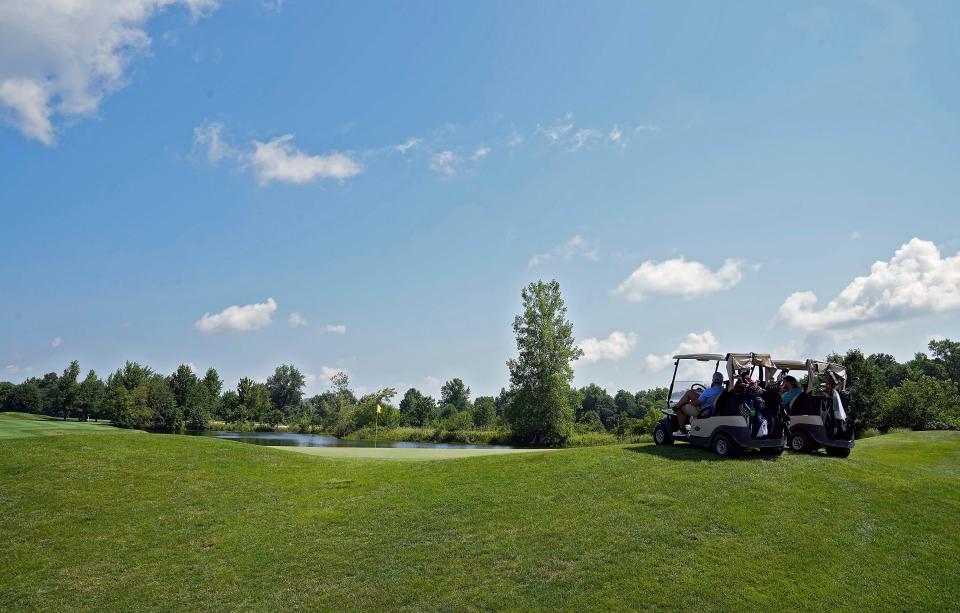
<box><xmin>1</xmin><ymin>414</ymin><xmax>958</xmax><ymax>611</ymax></box>
<box><xmin>0</xmin><ymin>412</ymin><xmax>123</xmax><ymax>439</ymax></box>
<box><xmin>274</xmin><ymin>445</ymin><xmax>557</xmax><ymax>460</ymax></box>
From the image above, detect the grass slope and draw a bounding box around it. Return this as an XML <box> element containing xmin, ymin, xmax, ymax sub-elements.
<box><xmin>0</xmin><ymin>412</ymin><xmax>122</xmax><ymax>439</ymax></box>
<box><xmin>275</xmin><ymin>446</ymin><xmax>556</xmax><ymax>460</ymax></box>
<box><xmin>1</xmin><ymin>422</ymin><xmax>958</xmax><ymax>611</ymax></box>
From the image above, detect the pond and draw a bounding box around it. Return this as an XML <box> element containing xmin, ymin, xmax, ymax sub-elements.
<box><xmin>190</xmin><ymin>431</ymin><xmax>515</xmax><ymax>450</ymax></box>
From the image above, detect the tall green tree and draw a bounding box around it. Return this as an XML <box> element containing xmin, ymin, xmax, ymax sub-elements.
<box><xmin>473</xmin><ymin>396</ymin><xmax>496</xmax><ymax>429</ymax></box>
<box><xmin>77</xmin><ymin>370</ymin><xmax>105</xmax><ymax>421</ymax></box>
<box><xmin>882</xmin><ymin>376</ymin><xmax>960</xmax><ymax>431</ymax></box>
<box><xmin>504</xmin><ymin>280</ymin><xmax>582</xmax><ymax>445</ymax></box>
<box><xmin>927</xmin><ymin>339</ymin><xmax>960</xmax><ymax>385</ymax></box>
<box><xmin>202</xmin><ymin>367</ymin><xmax>223</xmax><ymax>419</ymax></box>
<box><xmin>440</xmin><ymin>378</ymin><xmax>471</xmax><ymax>412</ymax></box>
<box><xmin>399</xmin><ymin>388</ymin><xmax>436</xmax><ymax>427</ymax></box>
<box><xmin>54</xmin><ymin>361</ymin><xmax>81</xmax><ymax>420</ymax></box>
<box><xmin>266</xmin><ymin>364</ymin><xmax>306</xmax><ymax>418</ymax></box>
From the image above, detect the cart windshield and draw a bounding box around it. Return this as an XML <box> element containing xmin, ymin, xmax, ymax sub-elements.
<box><xmin>669</xmin><ymin>380</ymin><xmax>714</xmax><ymax>407</ymax></box>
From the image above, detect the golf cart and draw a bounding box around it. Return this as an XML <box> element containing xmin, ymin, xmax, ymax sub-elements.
<box><xmin>774</xmin><ymin>359</ymin><xmax>855</xmax><ymax>458</ymax></box>
<box><xmin>653</xmin><ymin>353</ymin><xmax>788</xmax><ymax>458</ymax></box>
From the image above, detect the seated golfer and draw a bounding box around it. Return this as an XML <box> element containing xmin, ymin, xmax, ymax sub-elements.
<box><xmin>673</xmin><ymin>371</ymin><xmax>725</xmax><ymax>436</ymax></box>
<box><xmin>780</xmin><ymin>375</ymin><xmax>801</xmax><ymax>410</ymax></box>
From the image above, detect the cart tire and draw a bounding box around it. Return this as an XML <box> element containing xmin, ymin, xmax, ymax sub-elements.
<box><xmin>789</xmin><ymin>431</ymin><xmax>810</xmax><ymax>453</ymax></box>
<box><xmin>653</xmin><ymin>423</ymin><xmax>673</xmax><ymax>445</ymax></box>
<box><xmin>712</xmin><ymin>434</ymin><xmax>738</xmax><ymax>458</ymax></box>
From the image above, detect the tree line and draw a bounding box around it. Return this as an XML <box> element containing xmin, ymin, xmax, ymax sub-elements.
<box><xmin>1</xmin><ymin>280</ymin><xmax>958</xmax><ymax>443</ymax></box>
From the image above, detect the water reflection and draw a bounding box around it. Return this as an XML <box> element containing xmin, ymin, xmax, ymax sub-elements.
<box><xmin>190</xmin><ymin>431</ymin><xmax>513</xmax><ymax>450</ymax></box>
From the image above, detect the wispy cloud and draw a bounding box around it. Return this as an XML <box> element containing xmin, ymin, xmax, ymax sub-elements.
<box><xmin>51</xmin><ymin>336</ymin><xmax>63</xmax><ymax>349</ymax></box>
<box><xmin>320</xmin><ymin>324</ymin><xmax>347</xmax><ymax>334</ymax></box>
<box><xmin>193</xmin><ymin>125</ymin><xmax>362</xmax><ymax>186</ymax></box>
<box><xmin>430</xmin><ymin>150</ymin><xmax>459</xmax><ymax>176</ymax></box>
<box><xmin>395</xmin><ymin>137</ymin><xmax>421</xmax><ymax>154</ymax></box>
<box><xmin>288</xmin><ymin>312</ymin><xmax>308</xmax><ymax>327</ymax></box>
<box><xmin>528</xmin><ymin>234</ymin><xmax>599</xmax><ymax>268</ymax></box>
<box><xmin>536</xmin><ymin>112</ymin><xmax>575</xmax><ymax>143</ymax></box>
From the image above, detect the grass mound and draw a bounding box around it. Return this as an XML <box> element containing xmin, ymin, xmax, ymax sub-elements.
<box><xmin>1</xmin><ymin>426</ymin><xmax>957</xmax><ymax>611</ymax></box>
<box><xmin>0</xmin><ymin>412</ymin><xmax>123</xmax><ymax>439</ymax></box>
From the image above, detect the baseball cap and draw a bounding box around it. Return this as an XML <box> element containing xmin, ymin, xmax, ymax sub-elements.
<box><xmin>711</xmin><ymin>372</ymin><xmax>724</xmax><ymax>383</ymax></box>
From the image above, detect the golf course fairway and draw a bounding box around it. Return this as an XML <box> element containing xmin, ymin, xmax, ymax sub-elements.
<box><xmin>1</xmin><ymin>414</ymin><xmax>957</xmax><ymax>611</ymax></box>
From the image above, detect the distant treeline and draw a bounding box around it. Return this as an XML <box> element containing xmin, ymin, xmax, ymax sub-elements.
<box><xmin>2</xmin><ymin>281</ymin><xmax>958</xmax><ymax>443</ymax></box>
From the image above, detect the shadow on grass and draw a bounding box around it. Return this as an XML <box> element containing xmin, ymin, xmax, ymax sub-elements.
<box><xmin>625</xmin><ymin>444</ymin><xmax>783</xmax><ymax>462</ymax></box>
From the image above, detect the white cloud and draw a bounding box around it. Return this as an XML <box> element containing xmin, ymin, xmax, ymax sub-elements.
<box><xmin>193</xmin><ymin>122</ymin><xmax>237</xmax><ymax>164</ymax></box>
<box><xmin>645</xmin><ymin>331</ymin><xmax>719</xmax><ymax>372</ymax></box>
<box><xmin>250</xmin><ymin>134</ymin><xmax>361</xmax><ymax>185</ymax></box>
<box><xmin>0</xmin><ymin>0</ymin><xmax>218</xmax><ymax>145</ymax></box>
<box><xmin>395</xmin><ymin>137</ymin><xmax>421</xmax><ymax>154</ymax></box>
<box><xmin>318</xmin><ymin>366</ymin><xmax>346</xmax><ymax>382</ymax></box>
<box><xmin>608</xmin><ymin>126</ymin><xmax>623</xmax><ymax>144</ymax></box>
<box><xmin>536</xmin><ymin>112</ymin><xmax>575</xmax><ymax>143</ymax></box>
<box><xmin>615</xmin><ymin>257</ymin><xmax>743</xmax><ymax>301</ymax></box>
<box><xmin>288</xmin><ymin>312</ymin><xmax>308</xmax><ymax>327</ymax></box>
<box><xmin>471</xmin><ymin>146</ymin><xmax>491</xmax><ymax>161</ymax></box>
<box><xmin>778</xmin><ymin>238</ymin><xmax>960</xmax><ymax>330</ymax></box>
<box><xmin>51</xmin><ymin>336</ymin><xmax>62</xmax><ymax>349</ymax></box>
<box><xmin>320</xmin><ymin>324</ymin><xmax>347</xmax><ymax>334</ymax></box>
<box><xmin>195</xmin><ymin>297</ymin><xmax>277</xmax><ymax>333</ymax></box>
<box><xmin>430</xmin><ymin>150</ymin><xmax>458</xmax><ymax>176</ymax></box>
<box><xmin>507</xmin><ymin>133</ymin><xmax>524</xmax><ymax>148</ymax></box>
<box><xmin>578</xmin><ymin>331</ymin><xmax>637</xmax><ymax>364</ymax></box>
<box><xmin>635</xmin><ymin>124</ymin><xmax>662</xmax><ymax>133</ymax></box>
<box><xmin>569</xmin><ymin>128</ymin><xmax>600</xmax><ymax>152</ymax></box>
<box><xmin>528</xmin><ymin>234</ymin><xmax>599</xmax><ymax>269</ymax></box>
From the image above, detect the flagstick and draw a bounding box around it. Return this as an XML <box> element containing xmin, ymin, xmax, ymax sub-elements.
<box><xmin>374</xmin><ymin>408</ymin><xmax>379</xmax><ymax>449</ymax></box>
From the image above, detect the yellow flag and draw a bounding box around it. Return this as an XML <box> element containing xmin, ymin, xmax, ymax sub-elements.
<box><xmin>376</xmin><ymin>404</ymin><xmax>382</xmax><ymax>414</ymax></box>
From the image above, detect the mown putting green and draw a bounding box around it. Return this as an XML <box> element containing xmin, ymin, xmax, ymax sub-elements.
<box><xmin>1</xmin><ymin>413</ymin><xmax>958</xmax><ymax>611</ymax></box>
<box><xmin>272</xmin><ymin>445</ymin><xmax>556</xmax><ymax>460</ymax></box>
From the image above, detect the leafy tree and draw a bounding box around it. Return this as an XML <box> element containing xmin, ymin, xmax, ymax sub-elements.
<box><xmin>168</xmin><ymin>364</ymin><xmax>211</xmax><ymax>430</ymax></box>
<box><xmin>109</xmin><ymin>361</ymin><xmax>154</xmax><ymax>392</ymax></box>
<box><xmin>7</xmin><ymin>379</ymin><xmax>42</xmax><ymax>413</ymax></box>
<box><xmin>438</xmin><ymin>403</ymin><xmax>458</xmax><ymax>420</ymax></box>
<box><xmin>578</xmin><ymin>410</ymin><xmax>605</xmax><ymax>433</ymax></box>
<box><xmin>77</xmin><ymin>370</ymin><xmax>105</xmax><ymax>421</ymax></box>
<box><xmin>830</xmin><ymin>349</ymin><xmax>884</xmax><ymax>429</ymax></box>
<box><xmin>353</xmin><ymin>388</ymin><xmax>399</xmax><ymax>430</ymax></box>
<box><xmin>440</xmin><ymin>410</ymin><xmax>473</xmax><ymax>432</ymax></box>
<box><xmin>440</xmin><ymin>378</ymin><xmax>471</xmax><ymax>412</ymax></box>
<box><xmin>38</xmin><ymin>372</ymin><xmax>59</xmax><ymax>415</ymax></box>
<box><xmin>928</xmin><ymin>338</ymin><xmax>960</xmax><ymax>386</ymax></box>
<box><xmin>905</xmin><ymin>352</ymin><xmax>948</xmax><ymax>381</ymax></box>
<box><xmin>399</xmin><ymin>388</ymin><xmax>436</xmax><ymax>427</ymax></box>
<box><xmin>148</xmin><ymin>375</ymin><xmax>181</xmax><ymax>430</ymax></box>
<box><xmin>266</xmin><ymin>364</ymin><xmax>306</xmax><ymax>419</ymax></box>
<box><xmin>580</xmin><ymin>384</ymin><xmax>615</xmax><ymax>429</ymax></box>
<box><xmin>219</xmin><ymin>390</ymin><xmax>240</xmax><ymax>422</ymax></box>
<box><xmin>202</xmin><ymin>368</ymin><xmax>223</xmax><ymax>418</ymax></box>
<box><xmin>504</xmin><ymin>280</ymin><xmax>582</xmax><ymax>445</ymax></box>
<box><xmin>634</xmin><ymin>388</ymin><xmax>667</xmax><ymax>419</ymax></box>
<box><xmin>0</xmin><ymin>382</ymin><xmax>15</xmax><ymax>411</ymax></box>
<box><xmin>237</xmin><ymin>378</ymin><xmax>272</xmax><ymax>423</ymax></box>
<box><xmin>882</xmin><ymin>377</ymin><xmax>960</xmax><ymax>431</ymax></box>
<box><xmin>614</xmin><ymin>389</ymin><xmax>639</xmax><ymax>419</ymax></box>
<box><xmin>869</xmin><ymin>353</ymin><xmax>907</xmax><ymax>388</ymax></box>
<box><xmin>473</xmin><ymin>396</ymin><xmax>496</xmax><ymax>429</ymax></box>
<box><xmin>494</xmin><ymin>387</ymin><xmax>514</xmax><ymax>417</ymax></box>
<box><xmin>54</xmin><ymin>361</ymin><xmax>81</xmax><ymax>420</ymax></box>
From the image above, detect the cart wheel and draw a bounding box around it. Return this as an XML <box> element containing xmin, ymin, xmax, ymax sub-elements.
<box><xmin>653</xmin><ymin>423</ymin><xmax>673</xmax><ymax>445</ymax></box>
<box><xmin>712</xmin><ymin>434</ymin><xmax>737</xmax><ymax>458</ymax></box>
<box><xmin>825</xmin><ymin>446</ymin><xmax>851</xmax><ymax>458</ymax></box>
<box><xmin>789</xmin><ymin>431</ymin><xmax>810</xmax><ymax>453</ymax></box>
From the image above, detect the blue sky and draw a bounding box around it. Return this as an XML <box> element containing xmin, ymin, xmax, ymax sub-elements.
<box><xmin>2</xmin><ymin>0</ymin><xmax>959</xmax><ymax>398</ymax></box>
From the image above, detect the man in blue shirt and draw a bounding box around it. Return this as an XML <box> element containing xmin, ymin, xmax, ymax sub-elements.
<box><xmin>673</xmin><ymin>371</ymin><xmax>725</xmax><ymax>436</ymax></box>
